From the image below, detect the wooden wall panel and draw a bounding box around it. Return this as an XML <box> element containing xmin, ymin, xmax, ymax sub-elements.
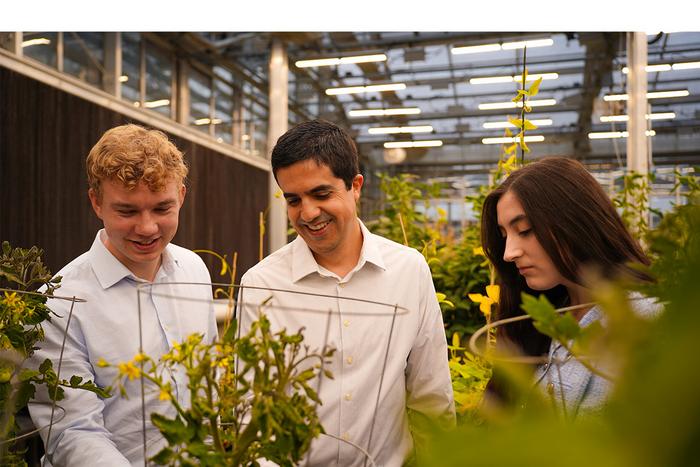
<box><xmin>0</xmin><ymin>66</ymin><xmax>268</xmax><ymax>282</ymax></box>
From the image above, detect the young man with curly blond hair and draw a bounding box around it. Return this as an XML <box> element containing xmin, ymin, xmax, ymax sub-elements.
<box><xmin>29</xmin><ymin>124</ymin><xmax>217</xmax><ymax>466</ymax></box>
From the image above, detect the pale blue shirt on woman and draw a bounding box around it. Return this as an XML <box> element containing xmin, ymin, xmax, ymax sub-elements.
<box><xmin>28</xmin><ymin>229</ymin><xmax>217</xmax><ymax>466</ymax></box>
<box><xmin>533</xmin><ymin>292</ymin><xmax>662</xmax><ymax>419</ymax></box>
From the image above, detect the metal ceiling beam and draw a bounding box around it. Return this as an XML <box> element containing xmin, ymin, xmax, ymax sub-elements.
<box><xmin>573</xmin><ymin>32</ymin><xmax>623</xmax><ymax>159</ymax></box>
<box><xmin>379</xmin><ymin>150</ymin><xmax>700</xmax><ymax>176</ymax></box>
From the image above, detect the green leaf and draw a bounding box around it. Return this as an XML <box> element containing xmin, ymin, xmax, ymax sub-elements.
<box><xmin>18</xmin><ymin>368</ymin><xmax>40</xmax><ymax>382</ymax></box>
<box><xmin>69</xmin><ymin>375</ymin><xmax>84</xmax><ymax>387</ymax></box>
<box><xmin>39</xmin><ymin>358</ymin><xmax>53</xmax><ymax>373</ymax></box>
<box><xmin>151</xmin><ymin>447</ymin><xmax>176</xmax><ymax>465</ymax></box>
<box><xmin>554</xmin><ymin>313</ymin><xmax>582</xmax><ymax>341</ymax></box>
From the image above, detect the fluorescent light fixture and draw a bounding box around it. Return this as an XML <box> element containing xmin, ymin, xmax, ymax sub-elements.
<box><xmin>143</xmin><ymin>99</ymin><xmax>170</xmax><ymax>109</ymax></box>
<box><xmin>588</xmin><ymin>130</ymin><xmax>656</xmax><ymax>139</ymax></box>
<box><xmin>194</xmin><ymin>118</ymin><xmax>223</xmax><ymax>125</ymax></box>
<box><xmin>470</xmin><ymin>76</ymin><xmax>515</xmax><ymax>85</ymax></box>
<box><xmin>620</xmin><ymin>61</ymin><xmax>700</xmax><ymax>73</ymax></box>
<box><xmin>603</xmin><ymin>90</ymin><xmax>689</xmax><ymax>101</ymax></box>
<box><xmin>501</xmin><ymin>38</ymin><xmax>554</xmax><ymax>50</ymax></box>
<box><xmin>482</xmin><ymin>135</ymin><xmax>545</xmax><ymax>144</ymax></box>
<box><xmin>348</xmin><ymin>107</ymin><xmax>421</xmax><ymax>117</ymax></box>
<box><xmin>513</xmin><ymin>72</ymin><xmax>559</xmax><ymax>83</ymax></box>
<box><xmin>295</xmin><ymin>53</ymin><xmax>387</xmax><ymax>68</ymax></box>
<box><xmin>622</xmin><ymin>64</ymin><xmax>672</xmax><ymax>73</ymax></box>
<box><xmin>326</xmin><ymin>83</ymin><xmax>406</xmax><ymax>95</ymax></box>
<box><xmin>483</xmin><ymin>118</ymin><xmax>553</xmax><ymax>129</ymax></box>
<box><xmin>368</xmin><ymin>125</ymin><xmax>433</xmax><ymax>134</ymax></box>
<box><xmin>672</xmin><ymin>61</ymin><xmax>700</xmax><ymax>70</ymax></box>
<box><xmin>451</xmin><ymin>43</ymin><xmax>502</xmax><ymax>55</ymax></box>
<box><xmin>119</xmin><ymin>75</ymin><xmax>129</xmax><ymax>83</ymax></box>
<box><xmin>452</xmin><ymin>38</ymin><xmax>553</xmax><ymax>55</ymax></box>
<box><xmin>21</xmin><ymin>38</ymin><xmax>51</xmax><ymax>47</ymax></box>
<box><xmin>384</xmin><ymin>140</ymin><xmax>443</xmax><ymax>148</ymax></box>
<box><xmin>470</xmin><ymin>73</ymin><xmax>558</xmax><ymax>85</ymax></box>
<box><xmin>648</xmin><ymin>90</ymin><xmax>689</xmax><ymax>99</ymax></box>
<box><xmin>599</xmin><ymin>112</ymin><xmax>676</xmax><ymax>122</ymax></box>
<box><xmin>478</xmin><ymin>98</ymin><xmax>557</xmax><ymax>110</ymax></box>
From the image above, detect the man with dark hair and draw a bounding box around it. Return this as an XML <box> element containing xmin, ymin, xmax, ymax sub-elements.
<box><xmin>239</xmin><ymin>120</ymin><xmax>455</xmax><ymax>466</ymax></box>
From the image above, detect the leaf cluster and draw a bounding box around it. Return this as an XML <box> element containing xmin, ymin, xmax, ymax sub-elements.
<box><xmin>106</xmin><ymin>314</ymin><xmax>334</xmax><ymax>466</ymax></box>
<box><xmin>1</xmin><ymin>241</ymin><xmax>106</xmax><ymax>464</ymax></box>
<box><xmin>0</xmin><ymin>241</ymin><xmax>60</xmax><ymax>294</ymax></box>
<box><xmin>447</xmin><ymin>333</ymin><xmax>492</xmax><ymax>422</ymax></box>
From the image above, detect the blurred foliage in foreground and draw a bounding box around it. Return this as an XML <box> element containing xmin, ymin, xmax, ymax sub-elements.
<box><xmin>418</xmin><ymin>177</ymin><xmax>700</xmax><ymax>466</ymax></box>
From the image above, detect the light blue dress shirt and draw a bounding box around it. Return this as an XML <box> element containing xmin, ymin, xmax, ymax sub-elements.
<box><xmin>534</xmin><ymin>292</ymin><xmax>662</xmax><ymax>420</ymax></box>
<box><xmin>29</xmin><ymin>230</ymin><xmax>217</xmax><ymax>466</ymax></box>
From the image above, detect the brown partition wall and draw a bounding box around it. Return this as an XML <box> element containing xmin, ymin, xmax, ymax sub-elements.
<box><xmin>0</xmin><ymin>66</ymin><xmax>269</xmax><ymax>281</ymax></box>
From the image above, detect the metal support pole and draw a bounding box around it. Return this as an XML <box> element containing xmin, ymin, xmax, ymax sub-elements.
<box><xmin>626</xmin><ymin>31</ymin><xmax>648</xmax><ymax>174</ymax></box>
<box><xmin>104</xmin><ymin>32</ymin><xmax>121</xmax><ymax>98</ymax></box>
<box><xmin>266</xmin><ymin>37</ymin><xmax>289</xmax><ymax>254</ymax></box>
<box><xmin>625</xmin><ymin>31</ymin><xmax>649</xmax><ymax>239</ymax></box>
<box><xmin>11</xmin><ymin>32</ymin><xmax>23</xmax><ymax>57</ymax></box>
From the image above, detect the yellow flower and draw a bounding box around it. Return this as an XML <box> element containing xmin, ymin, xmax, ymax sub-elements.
<box><xmin>133</xmin><ymin>353</ymin><xmax>147</xmax><ymax>363</ymax></box>
<box><xmin>118</xmin><ymin>362</ymin><xmax>141</xmax><ymax>381</ymax></box>
<box><xmin>468</xmin><ymin>285</ymin><xmax>500</xmax><ymax>318</ymax></box>
<box><xmin>217</xmin><ymin>358</ymin><xmax>230</xmax><ymax>369</ymax></box>
<box><xmin>500</xmin><ymin>154</ymin><xmax>519</xmax><ymax>174</ymax></box>
<box><xmin>473</xmin><ymin>247</ymin><xmax>485</xmax><ymax>257</ymax></box>
<box><xmin>2</xmin><ymin>291</ymin><xmax>25</xmax><ymax>312</ymax></box>
<box><xmin>96</xmin><ymin>357</ymin><xmax>109</xmax><ymax>368</ymax></box>
<box><xmin>159</xmin><ymin>387</ymin><xmax>172</xmax><ymax>401</ymax></box>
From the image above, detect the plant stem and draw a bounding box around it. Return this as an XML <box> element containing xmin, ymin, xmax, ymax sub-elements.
<box><xmin>230</xmin><ymin>418</ymin><xmax>259</xmax><ymax>465</ymax></box>
<box><xmin>205</xmin><ymin>373</ymin><xmax>224</xmax><ymax>453</ymax></box>
<box><xmin>398</xmin><ymin>212</ymin><xmax>409</xmax><ymax>246</ymax></box>
<box><xmin>520</xmin><ymin>45</ymin><xmax>527</xmax><ymax>165</ymax></box>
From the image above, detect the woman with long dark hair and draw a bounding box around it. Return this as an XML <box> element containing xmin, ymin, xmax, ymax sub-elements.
<box><xmin>480</xmin><ymin>156</ymin><xmax>658</xmax><ymax>418</ymax></box>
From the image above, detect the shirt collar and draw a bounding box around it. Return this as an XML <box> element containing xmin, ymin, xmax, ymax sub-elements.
<box><xmin>290</xmin><ymin>219</ymin><xmax>386</xmax><ymax>283</ymax></box>
<box><xmin>89</xmin><ymin>229</ymin><xmax>178</xmax><ymax>289</ymax></box>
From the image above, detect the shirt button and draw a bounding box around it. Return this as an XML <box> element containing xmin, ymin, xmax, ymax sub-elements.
<box><xmin>344</xmin><ymin>392</ymin><xmax>352</xmax><ymax>401</ymax></box>
<box><xmin>546</xmin><ymin>382</ymin><xmax>555</xmax><ymax>395</ymax></box>
<box><xmin>346</xmin><ymin>356</ymin><xmax>353</xmax><ymax>365</ymax></box>
<box><xmin>342</xmin><ymin>432</ymin><xmax>350</xmax><ymax>441</ymax></box>
<box><xmin>338</xmin><ymin>282</ymin><xmax>345</xmax><ymax>288</ymax></box>
<box><xmin>343</xmin><ymin>319</ymin><xmax>350</xmax><ymax>327</ymax></box>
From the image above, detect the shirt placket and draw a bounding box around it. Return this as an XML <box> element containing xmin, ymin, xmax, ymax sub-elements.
<box><xmin>336</xmin><ymin>278</ymin><xmax>360</xmax><ymax>463</ymax></box>
<box><xmin>150</xmin><ymin>280</ymin><xmax>188</xmax><ymax>406</ymax></box>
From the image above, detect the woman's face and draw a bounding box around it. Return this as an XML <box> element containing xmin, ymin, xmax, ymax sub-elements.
<box><xmin>496</xmin><ymin>190</ymin><xmax>570</xmax><ymax>291</ymax></box>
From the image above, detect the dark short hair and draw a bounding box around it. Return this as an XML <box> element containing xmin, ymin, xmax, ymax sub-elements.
<box><xmin>481</xmin><ymin>157</ymin><xmax>651</xmax><ymax>357</ymax></box>
<box><xmin>270</xmin><ymin>119</ymin><xmax>359</xmax><ymax>189</ymax></box>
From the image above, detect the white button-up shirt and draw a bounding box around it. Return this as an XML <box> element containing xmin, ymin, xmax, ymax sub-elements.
<box><xmin>29</xmin><ymin>230</ymin><xmax>218</xmax><ymax>466</ymax></box>
<box><xmin>239</xmin><ymin>220</ymin><xmax>455</xmax><ymax>466</ymax></box>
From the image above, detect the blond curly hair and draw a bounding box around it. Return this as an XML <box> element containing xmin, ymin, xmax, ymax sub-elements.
<box><xmin>86</xmin><ymin>124</ymin><xmax>188</xmax><ymax>198</ymax></box>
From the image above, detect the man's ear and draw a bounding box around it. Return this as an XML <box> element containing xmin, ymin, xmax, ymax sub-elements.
<box><xmin>88</xmin><ymin>188</ymin><xmax>103</xmax><ymax>219</ymax></box>
<box><xmin>179</xmin><ymin>183</ymin><xmax>187</xmax><ymax>205</ymax></box>
<box><xmin>351</xmin><ymin>174</ymin><xmax>364</xmax><ymax>202</ymax></box>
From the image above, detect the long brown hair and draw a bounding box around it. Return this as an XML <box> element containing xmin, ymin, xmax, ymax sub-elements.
<box><xmin>481</xmin><ymin>157</ymin><xmax>651</xmax><ymax>357</ymax></box>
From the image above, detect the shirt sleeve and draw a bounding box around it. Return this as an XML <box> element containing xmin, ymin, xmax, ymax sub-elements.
<box><xmin>404</xmin><ymin>256</ymin><xmax>456</xmax><ymax>428</ymax></box>
<box><xmin>28</xmin><ymin>297</ymin><xmax>131</xmax><ymax>467</ymax></box>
